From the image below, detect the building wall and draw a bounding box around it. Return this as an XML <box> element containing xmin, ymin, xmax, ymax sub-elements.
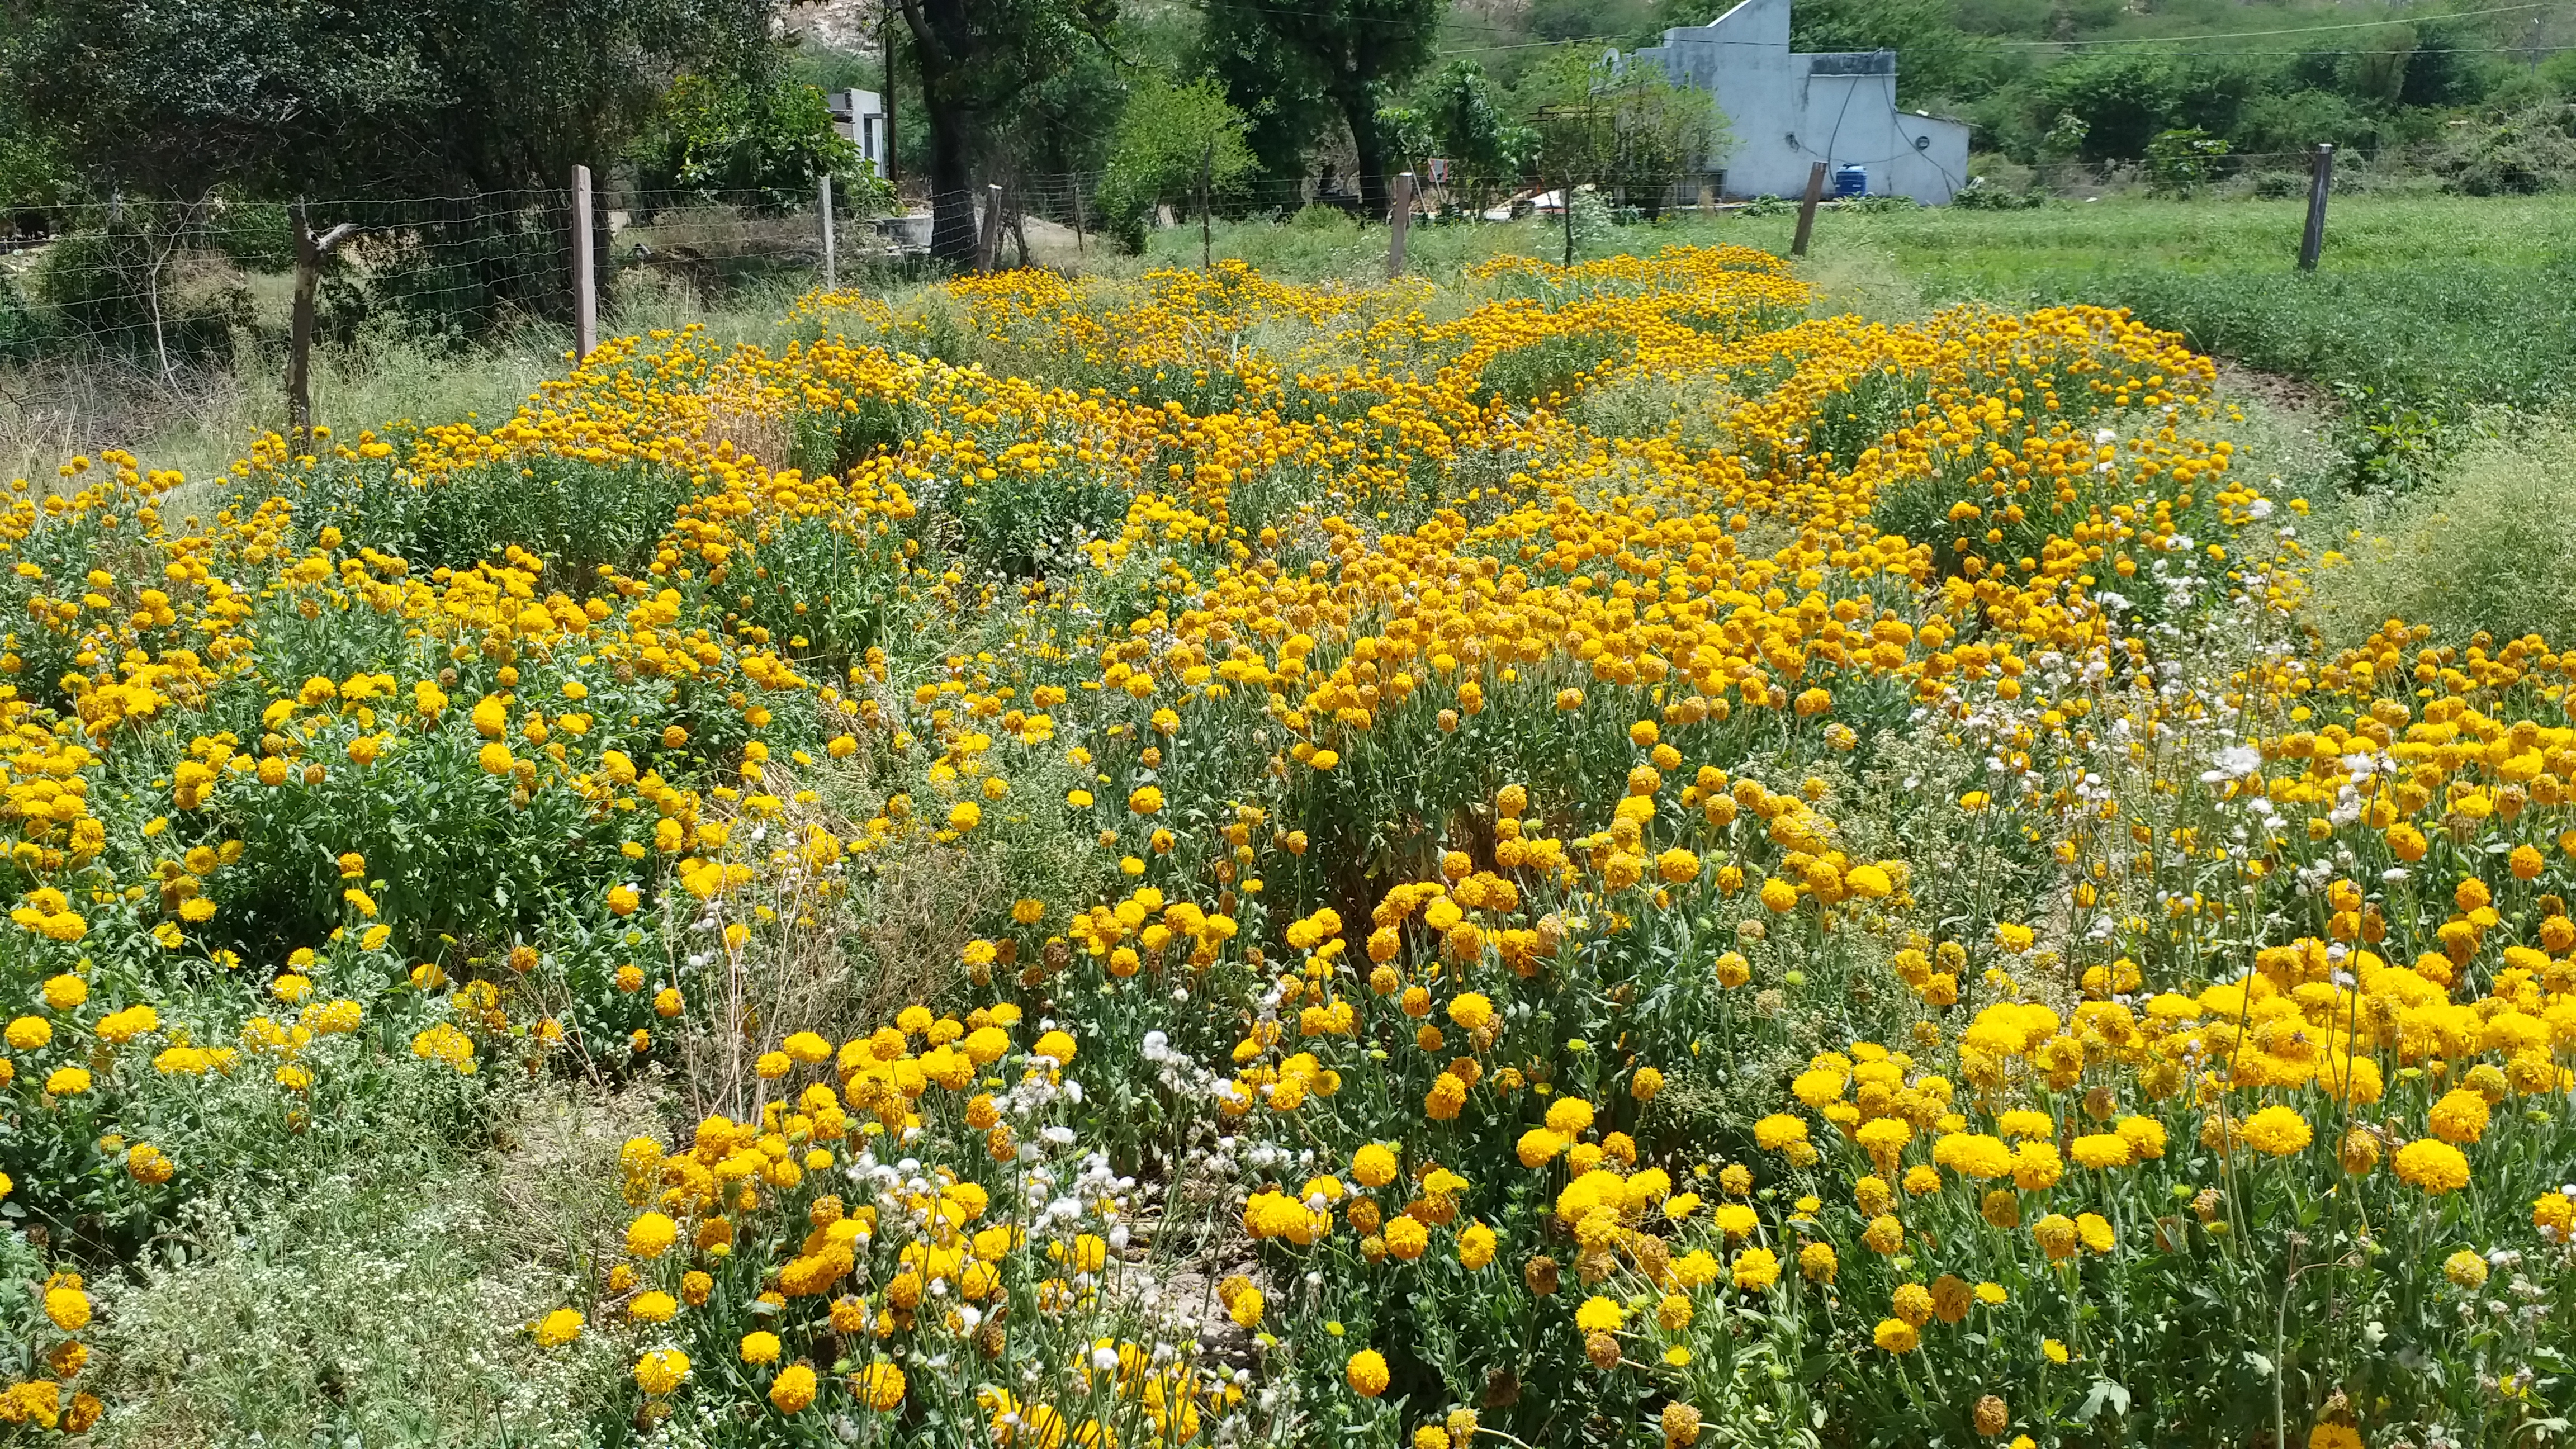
<box><xmin>830</xmin><ymin>89</ymin><xmax>889</xmax><ymax>177</ymax></box>
<box><xmin>1634</xmin><ymin>0</ymin><xmax>1970</xmax><ymax>204</ymax></box>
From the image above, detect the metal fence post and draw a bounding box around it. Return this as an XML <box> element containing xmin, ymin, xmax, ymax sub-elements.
<box><xmin>2298</xmin><ymin>143</ymin><xmax>2333</xmax><ymax>272</ymax></box>
<box><xmin>571</xmin><ymin>164</ymin><xmax>596</xmax><ymax>360</ymax></box>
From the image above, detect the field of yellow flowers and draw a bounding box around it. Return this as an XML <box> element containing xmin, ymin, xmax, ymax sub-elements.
<box><xmin>0</xmin><ymin>244</ymin><xmax>2570</xmax><ymax>1449</ymax></box>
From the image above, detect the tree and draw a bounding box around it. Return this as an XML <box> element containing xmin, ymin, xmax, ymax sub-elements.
<box><xmin>1201</xmin><ymin>0</ymin><xmax>1443</xmax><ymax>217</ymax></box>
<box><xmin>629</xmin><ymin>73</ymin><xmax>865</xmax><ymax>209</ymax></box>
<box><xmin>1379</xmin><ymin>62</ymin><xmax>1540</xmax><ymax>210</ymax></box>
<box><xmin>0</xmin><ymin>0</ymin><xmax>773</xmax><ymax>201</ymax></box>
<box><xmin>1778</xmin><ymin>0</ymin><xmax>1997</xmax><ymax>107</ymax></box>
<box><xmin>896</xmin><ymin>0</ymin><xmax>1116</xmax><ymax>263</ymax></box>
<box><xmin>1094</xmin><ymin>75</ymin><xmax>1257</xmax><ymax>251</ymax></box>
<box><xmin>1519</xmin><ymin>48</ymin><xmax>1723</xmax><ymax>212</ymax></box>
<box><xmin>0</xmin><ymin>0</ymin><xmax>775</xmax><ymax>346</ymax></box>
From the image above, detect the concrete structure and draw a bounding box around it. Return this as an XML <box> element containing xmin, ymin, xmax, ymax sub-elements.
<box><xmin>1631</xmin><ymin>0</ymin><xmax>1970</xmax><ymax>203</ymax></box>
<box><xmin>828</xmin><ymin>89</ymin><xmax>892</xmax><ymax>178</ymax></box>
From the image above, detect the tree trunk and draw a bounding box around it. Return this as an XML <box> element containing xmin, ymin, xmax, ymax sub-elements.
<box><xmin>1340</xmin><ymin>89</ymin><xmax>1389</xmax><ymax>219</ymax></box>
<box><xmin>927</xmin><ymin>98</ymin><xmax>977</xmax><ymax>264</ymax></box>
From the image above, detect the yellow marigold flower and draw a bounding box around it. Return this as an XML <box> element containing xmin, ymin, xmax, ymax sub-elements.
<box><xmin>626</xmin><ymin>1211</ymin><xmax>680</xmax><ymax>1258</ymax></box>
<box><xmin>1873</xmin><ymin>1318</ymin><xmax>1919</xmax><ymax>1353</ymax></box>
<box><xmin>1458</xmin><ymin>1221</ymin><xmax>1498</xmax><ymax>1269</ymax></box>
<box><xmin>1862</xmin><ymin>1214</ymin><xmax>1903</xmax><ymax>1254</ymax></box>
<box><xmin>1799</xmin><ymin>1240</ymin><xmax>1838</xmax><ymax>1282</ymax></box>
<box><xmin>856</xmin><ymin>1362</ymin><xmax>906</xmax><ymax>1412</ymax></box>
<box><xmin>2031</xmin><ymin>1213</ymin><xmax>2078</xmax><ymax>1261</ymax></box>
<box><xmin>2394</xmin><ymin>1139</ymin><xmax>2470</xmax><ymax>1194</ymax></box>
<box><xmin>42</xmin><ymin>1285</ymin><xmax>90</xmax><ymax>1332</ymax></box>
<box><xmin>2428</xmin><ymin>1088</ymin><xmax>2490</xmax><ymax>1144</ymax></box>
<box><xmin>634</xmin><ymin>1348</ymin><xmax>689</xmax><ymax>1396</ymax></box>
<box><xmin>2070</xmin><ymin>1133</ymin><xmax>2130</xmax><ymax>1169</ymax></box>
<box><xmin>769</xmin><ymin>1364</ymin><xmax>817</xmax><ymax>1413</ymax></box>
<box><xmin>1891</xmin><ymin>1282</ymin><xmax>1934</xmax><ymax>1326</ymax></box>
<box><xmin>1352</xmin><ymin>1142</ymin><xmax>1399</xmax><ymax>1187</ymax></box>
<box><xmin>2241</xmin><ymin>1105</ymin><xmax>2313</xmax><ymax>1157</ymax></box>
<box><xmin>1347</xmin><ymin>1349</ymin><xmax>1390</xmax><ymax>1397</ymax></box>
<box><xmin>1726</xmin><ymin>1245</ymin><xmax>1777</xmax><ymax>1291</ymax></box>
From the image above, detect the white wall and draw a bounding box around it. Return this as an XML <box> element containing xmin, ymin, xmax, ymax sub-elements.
<box><xmin>1635</xmin><ymin>0</ymin><xmax>1971</xmax><ymax>204</ymax></box>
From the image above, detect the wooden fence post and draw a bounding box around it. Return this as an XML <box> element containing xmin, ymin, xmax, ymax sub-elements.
<box><xmin>571</xmin><ymin>164</ymin><xmax>596</xmax><ymax>360</ymax></box>
<box><xmin>1072</xmin><ymin>177</ymin><xmax>1086</xmax><ymax>255</ymax></box>
<box><xmin>287</xmin><ymin>200</ymin><xmax>359</xmax><ymax>452</ymax></box>
<box><xmin>1791</xmin><ymin>160</ymin><xmax>1827</xmax><ymax>258</ymax></box>
<box><xmin>977</xmin><ymin>183</ymin><xmax>1004</xmax><ymax>274</ymax></box>
<box><xmin>1200</xmin><ymin>141</ymin><xmax>1214</xmax><ymax>271</ymax></box>
<box><xmin>1387</xmin><ymin>172</ymin><xmax>1414</xmax><ymax>279</ymax></box>
<box><xmin>1562</xmin><ymin>180</ymin><xmax>1575</xmax><ymax>269</ymax></box>
<box><xmin>820</xmin><ymin>173</ymin><xmax>837</xmax><ymax>291</ymax></box>
<box><xmin>2298</xmin><ymin>143</ymin><xmax>2333</xmax><ymax>272</ymax></box>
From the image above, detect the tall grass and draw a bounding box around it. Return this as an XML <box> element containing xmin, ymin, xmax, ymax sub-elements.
<box><xmin>2305</xmin><ymin>420</ymin><xmax>2576</xmax><ymax>648</ymax></box>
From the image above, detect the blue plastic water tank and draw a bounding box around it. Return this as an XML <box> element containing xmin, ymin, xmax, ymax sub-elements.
<box><xmin>1833</xmin><ymin>165</ymin><xmax>1869</xmax><ymax>198</ymax></box>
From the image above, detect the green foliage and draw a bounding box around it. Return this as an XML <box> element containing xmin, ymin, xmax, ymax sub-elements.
<box><xmin>1200</xmin><ymin>0</ymin><xmax>1445</xmax><ymax>213</ymax></box>
<box><xmin>2428</xmin><ymin>100</ymin><xmax>2576</xmax><ymax>196</ymax></box>
<box><xmin>92</xmin><ymin>1104</ymin><xmax>620</xmax><ymax>1448</ymax></box>
<box><xmin>898</xmin><ymin>0</ymin><xmax>1119</xmax><ymax>261</ymax></box>
<box><xmin>1779</xmin><ymin>0</ymin><xmax>2001</xmax><ymax>106</ymax></box>
<box><xmin>25</xmin><ymin>226</ymin><xmax>254</xmax><ymax>367</ymax></box>
<box><xmin>1520</xmin><ymin>50</ymin><xmax>1726</xmax><ymax>210</ymax></box>
<box><xmin>0</xmin><ymin>0</ymin><xmax>773</xmax><ymax>201</ymax></box>
<box><xmin>2307</xmin><ymin>423</ymin><xmax>2576</xmax><ymax>648</ymax></box>
<box><xmin>1473</xmin><ymin>327</ymin><xmax>1635</xmax><ymax>410</ymax></box>
<box><xmin>1093</xmin><ymin>75</ymin><xmax>1258</xmax><ymax>254</ymax></box>
<box><xmin>630</xmin><ymin>73</ymin><xmax>868</xmax><ymax>209</ymax></box>
<box><xmin>1380</xmin><ymin>62</ymin><xmax>1541</xmax><ymax>207</ymax></box>
<box><xmin>2144</xmin><ymin>126</ymin><xmax>2230</xmax><ymax>196</ymax></box>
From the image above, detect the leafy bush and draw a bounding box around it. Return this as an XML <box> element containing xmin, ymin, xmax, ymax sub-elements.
<box><xmin>630</xmin><ymin>73</ymin><xmax>864</xmax><ymax>211</ymax></box>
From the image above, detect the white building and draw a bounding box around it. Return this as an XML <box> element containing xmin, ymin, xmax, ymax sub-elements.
<box><xmin>828</xmin><ymin>89</ymin><xmax>892</xmax><ymax>178</ymax></box>
<box><xmin>1631</xmin><ymin>0</ymin><xmax>1971</xmax><ymax>203</ymax></box>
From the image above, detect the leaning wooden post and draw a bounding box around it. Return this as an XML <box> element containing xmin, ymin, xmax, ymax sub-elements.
<box><xmin>287</xmin><ymin>201</ymin><xmax>360</xmax><ymax>452</ymax></box>
<box><xmin>820</xmin><ymin>173</ymin><xmax>837</xmax><ymax>290</ymax></box>
<box><xmin>1387</xmin><ymin>171</ymin><xmax>1414</xmax><ymax>278</ymax></box>
<box><xmin>1072</xmin><ymin>176</ymin><xmax>1086</xmax><ymax>255</ymax></box>
<box><xmin>977</xmin><ymin>182</ymin><xmax>1004</xmax><ymax>273</ymax></box>
<box><xmin>571</xmin><ymin>164</ymin><xmax>597</xmax><ymax>360</ymax></box>
<box><xmin>2297</xmin><ymin>143</ymin><xmax>2333</xmax><ymax>272</ymax></box>
<box><xmin>288</xmin><ymin>201</ymin><xmax>318</xmax><ymax>451</ymax></box>
<box><xmin>1791</xmin><ymin>160</ymin><xmax>1827</xmax><ymax>258</ymax></box>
